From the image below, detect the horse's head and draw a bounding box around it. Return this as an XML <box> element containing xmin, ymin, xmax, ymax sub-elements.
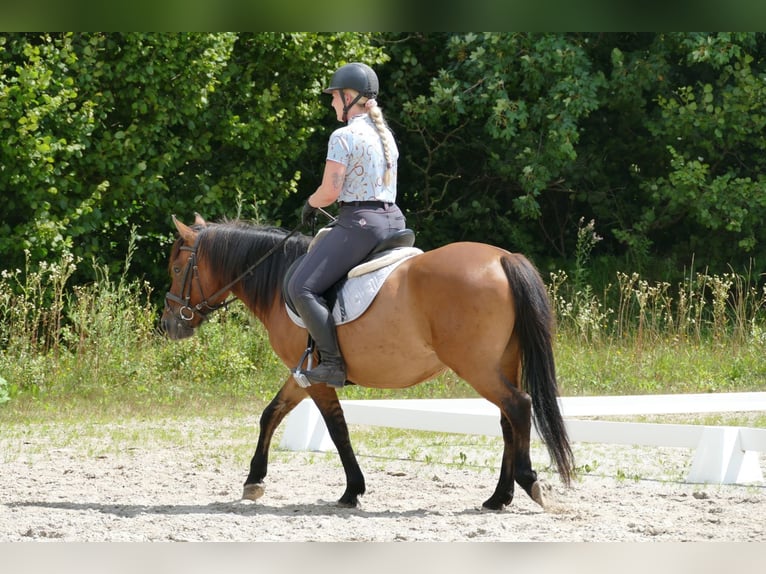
<box><xmin>161</xmin><ymin>214</ymin><xmax>228</xmax><ymax>340</ymax></box>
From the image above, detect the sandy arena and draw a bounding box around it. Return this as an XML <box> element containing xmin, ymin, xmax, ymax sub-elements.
<box><xmin>1</xmin><ymin>415</ymin><xmax>764</xmax><ymax>542</ymax></box>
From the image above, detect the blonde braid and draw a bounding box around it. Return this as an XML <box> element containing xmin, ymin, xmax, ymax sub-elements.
<box><xmin>365</xmin><ymin>100</ymin><xmax>395</xmax><ymax>186</ymax></box>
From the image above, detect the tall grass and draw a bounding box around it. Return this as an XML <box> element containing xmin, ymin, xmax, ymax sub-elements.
<box><xmin>0</xmin><ymin>233</ymin><xmax>284</xmax><ymax>419</ymax></box>
<box><xmin>548</xmin><ymin>220</ymin><xmax>766</xmax><ymax>395</ymax></box>
<box><xmin>1</xmin><ymin>226</ymin><xmax>765</xmax><ymax>421</ymax></box>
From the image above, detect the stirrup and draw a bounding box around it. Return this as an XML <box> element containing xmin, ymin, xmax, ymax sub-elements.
<box><xmin>305</xmin><ymin>361</ymin><xmax>347</xmax><ymax>388</ymax></box>
<box><xmin>292</xmin><ymin>336</ymin><xmax>315</xmax><ymax>389</ymax></box>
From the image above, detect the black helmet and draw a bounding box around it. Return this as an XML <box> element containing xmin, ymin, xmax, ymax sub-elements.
<box><xmin>323</xmin><ymin>62</ymin><xmax>379</xmax><ymax>99</ymax></box>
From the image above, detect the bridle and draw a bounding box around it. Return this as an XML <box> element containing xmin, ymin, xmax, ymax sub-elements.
<box><xmin>165</xmin><ymin>225</ymin><xmax>301</xmax><ymax>323</ymax></box>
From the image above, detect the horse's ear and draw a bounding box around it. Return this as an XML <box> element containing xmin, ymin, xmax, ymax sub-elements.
<box><xmin>172</xmin><ymin>215</ymin><xmax>197</xmax><ymax>243</ymax></box>
<box><xmin>194</xmin><ymin>212</ymin><xmax>207</xmax><ymax>227</ymax></box>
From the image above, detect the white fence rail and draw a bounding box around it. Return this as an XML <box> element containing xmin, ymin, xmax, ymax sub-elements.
<box><xmin>279</xmin><ymin>393</ymin><xmax>766</xmax><ymax>485</ymax></box>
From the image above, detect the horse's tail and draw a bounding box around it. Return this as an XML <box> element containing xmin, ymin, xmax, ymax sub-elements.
<box><xmin>501</xmin><ymin>255</ymin><xmax>574</xmax><ymax>486</ymax></box>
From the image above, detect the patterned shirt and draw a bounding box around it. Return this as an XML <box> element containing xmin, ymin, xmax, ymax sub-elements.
<box><xmin>326</xmin><ymin>114</ymin><xmax>398</xmax><ymax>203</ymax></box>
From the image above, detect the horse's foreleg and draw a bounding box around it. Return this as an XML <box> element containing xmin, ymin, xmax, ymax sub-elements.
<box><xmin>309</xmin><ymin>387</ymin><xmax>366</xmax><ymax>507</ymax></box>
<box><xmin>242</xmin><ymin>380</ymin><xmax>305</xmax><ymax>501</ymax></box>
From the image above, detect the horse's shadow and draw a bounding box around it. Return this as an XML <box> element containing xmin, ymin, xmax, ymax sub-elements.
<box><xmin>6</xmin><ymin>499</ymin><xmax>508</xmax><ymax>518</ymax></box>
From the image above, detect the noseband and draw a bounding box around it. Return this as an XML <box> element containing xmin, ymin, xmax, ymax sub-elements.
<box><xmin>164</xmin><ymin>238</ymin><xmax>233</xmax><ymax>323</ymax></box>
<box><xmin>165</xmin><ymin>225</ymin><xmax>301</xmax><ymax>324</ymax></box>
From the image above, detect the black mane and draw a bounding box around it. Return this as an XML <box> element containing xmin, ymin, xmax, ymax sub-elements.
<box><xmin>196</xmin><ymin>220</ymin><xmax>311</xmax><ymax>315</ymax></box>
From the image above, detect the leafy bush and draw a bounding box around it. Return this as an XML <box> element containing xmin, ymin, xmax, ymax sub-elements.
<box><xmin>0</xmin><ymin>32</ymin><xmax>384</xmax><ymax>292</ymax></box>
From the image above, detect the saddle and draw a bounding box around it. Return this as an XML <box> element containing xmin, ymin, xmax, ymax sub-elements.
<box><xmin>282</xmin><ymin>228</ymin><xmax>420</xmax><ymax>325</ymax></box>
<box><xmin>285</xmin><ymin>228</ymin><xmax>420</xmax><ymax>388</ymax></box>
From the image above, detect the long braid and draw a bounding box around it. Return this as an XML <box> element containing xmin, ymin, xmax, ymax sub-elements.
<box><xmin>366</xmin><ymin>101</ymin><xmax>395</xmax><ymax>186</ymax></box>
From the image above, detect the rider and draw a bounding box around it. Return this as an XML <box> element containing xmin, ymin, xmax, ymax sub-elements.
<box><xmin>286</xmin><ymin>62</ymin><xmax>406</xmax><ymax>388</ymax></box>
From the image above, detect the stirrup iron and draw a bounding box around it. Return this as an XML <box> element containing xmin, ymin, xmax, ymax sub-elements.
<box><xmin>292</xmin><ymin>336</ymin><xmax>315</xmax><ymax>388</ymax></box>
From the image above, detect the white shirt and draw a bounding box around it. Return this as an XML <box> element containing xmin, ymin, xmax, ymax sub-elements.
<box><xmin>326</xmin><ymin>114</ymin><xmax>398</xmax><ymax>203</ymax></box>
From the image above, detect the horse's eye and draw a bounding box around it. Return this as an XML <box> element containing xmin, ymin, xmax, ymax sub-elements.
<box><xmin>173</xmin><ymin>266</ymin><xmax>181</xmax><ymax>274</ymax></box>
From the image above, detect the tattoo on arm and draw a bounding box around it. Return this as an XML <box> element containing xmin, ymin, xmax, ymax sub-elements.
<box><xmin>331</xmin><ymin>172</ymin><xmax>344</xmax><ymax>190</ymax></box>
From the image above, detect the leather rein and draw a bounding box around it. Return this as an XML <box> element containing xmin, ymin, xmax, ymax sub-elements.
<box><xmin>165</xmin><ymin>225</ymin><xmax>301</xmax><ymax>323</ymax></box>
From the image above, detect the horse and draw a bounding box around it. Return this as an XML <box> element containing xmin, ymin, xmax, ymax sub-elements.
<box><xmin>161</xmin><ymin>214</ymin><xmax>574</xmax><ymax>511</ymax></box>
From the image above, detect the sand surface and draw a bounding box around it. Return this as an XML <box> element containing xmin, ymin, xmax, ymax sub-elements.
<box><xmin>2</xmin><ymin>415</ymin><xmax>764</xmax><ymax>542</ymax></box>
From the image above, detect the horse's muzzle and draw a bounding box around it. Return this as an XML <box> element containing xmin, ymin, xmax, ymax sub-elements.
<box><xmin>160</xmin><ymin>314</ymin><xmax>196</xmax><ymax>341</ymax></box>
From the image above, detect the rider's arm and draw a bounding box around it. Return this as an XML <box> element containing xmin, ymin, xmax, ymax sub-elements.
<box><xmin>308</xmin><ymin>159</ymin><xmax>345</xmax><ymax>208</ymax></box>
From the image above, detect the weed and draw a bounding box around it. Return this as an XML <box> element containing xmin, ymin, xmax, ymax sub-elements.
<box><xmin>1</xmin><ymin>222</ymin><xmax>765</xmax><ymax>422</ymax></box>
<box><xmin>576</xmin><ymin>459</ymin><xmax>601</xmax><ymax>475</ymax></box>
<box><xmin>616</xmin><ymin>468</ymin><xmax>643</xmax><ymax>482</ymax></box>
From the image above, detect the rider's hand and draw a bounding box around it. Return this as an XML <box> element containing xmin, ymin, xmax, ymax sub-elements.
<box><xmin>301</xmin><ymin>200</ymin><xmax>317</xmax><ymax>226</ymax></box>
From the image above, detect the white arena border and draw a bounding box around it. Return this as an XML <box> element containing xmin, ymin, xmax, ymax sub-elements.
<box><xmin>279</xmin><ymin>392</ymin><xmax>766</xmax><ymax>485</ymax></box>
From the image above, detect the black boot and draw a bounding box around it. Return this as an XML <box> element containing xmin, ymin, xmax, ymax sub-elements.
<box><xmin>293</xmin><ymin>295</ymin><xmax>347</xmax><ymax>387</ymax></box>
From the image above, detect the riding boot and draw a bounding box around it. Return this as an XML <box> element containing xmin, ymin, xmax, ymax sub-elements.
<box><xmin>293</xmin><ymin>295</ymin><xmax>347</xmax><ymax>388</ymax></box>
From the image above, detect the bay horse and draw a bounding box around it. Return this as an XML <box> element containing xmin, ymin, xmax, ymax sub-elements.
<box><xmin>161</xmin><ymin>214</ymin><xmax>574</xmax><ymax>510</ymax></box>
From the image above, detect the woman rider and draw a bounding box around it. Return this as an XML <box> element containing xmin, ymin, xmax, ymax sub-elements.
<box><xmin>285</xmin><ymin>62</ymin><xmax>406</xmax><ymax>388</ymax></box>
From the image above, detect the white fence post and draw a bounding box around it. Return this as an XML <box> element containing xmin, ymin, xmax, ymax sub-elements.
<box><xmin>279</xmin><ymin>399</ymin><xmax>333</xmax><ymax>452</ymax></box>
<box><xmin>686</xmin><ymin>426</ymin><xmax>764</xmax><ymax>484</ymax></box>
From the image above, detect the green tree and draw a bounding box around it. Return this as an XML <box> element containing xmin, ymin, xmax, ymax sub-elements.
<box><xmin>383</xmin><ymin>32</ymin><xmax>766</xmax><ymax>281</ymax></box>
<box><xmin>0</xmin><ymin>32</ymin><xmax>384</xmax><ymax>292</ymax></box>
<box><xmin>635</xmin><ymin>33</ymin><xmax>766</xmax><ymax>272</ymax></box>
<box><xmin>0</xmin><ymin>34</ymin><xmax>98</xmax><ymax>263</ymax></box>
<box><xmin>383</xmin><ymin>33</ymin><xmax>606</xmax><ymax>259</ymax></box>
<box><xmin>4</xmin><ymin>32</ymin><xmax>766</xmax><ymax>301</ymax></box>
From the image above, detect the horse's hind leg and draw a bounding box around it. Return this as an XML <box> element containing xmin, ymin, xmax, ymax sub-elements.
<box><xmin>484</xmin><ymin>384</ymin><xmax>544</xmax><ymax>510</ymax></box>
<box><xmin>505</xmin><ymin>386</ymin><xmax>547</xmax><ymax>508</ymax></box>
<box><xmin>513</xmin><ymin>418</ymin><xmax>546</xmax><ymax>508</ymax></box>
<box><xmin>483</xmin><ymin>414</ymin><xmax>516</xmax><ymax>510</ymax></box>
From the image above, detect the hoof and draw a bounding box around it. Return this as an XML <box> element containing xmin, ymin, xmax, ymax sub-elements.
<box><xmin>481</xmin><ymin>494</ymin><xmax>511</xmax><ymax>511</ymax></box>
<box><xmin>337</xmin><ymin>494</ymin><xmax>361</xmax><ymax>508</ymax></box>
<box><xmin>530</xmin><ymin>480</ymin><xmax>548</xmax><ymax>508</ymax></box>
<box><xmin>242</xmin><ymin>483</ymin><xmax>265</xmax><ymax>501</ymax></box>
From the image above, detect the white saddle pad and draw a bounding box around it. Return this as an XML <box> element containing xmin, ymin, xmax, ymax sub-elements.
<box><xmin>286</xmin><ymin>248</ymin><xmax>422</xmax><ymax>327</ymax></box>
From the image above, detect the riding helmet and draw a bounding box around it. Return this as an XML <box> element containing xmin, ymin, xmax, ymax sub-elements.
<box><xmin>323</xmin><ymin>63</ymin><xmax>379</xmax><ymax>99</ymax></box>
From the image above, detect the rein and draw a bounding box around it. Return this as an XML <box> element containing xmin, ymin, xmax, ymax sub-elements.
<box><xmin>165</xmin><ymin>224</ymin><xmax>301</xmax><ymax>322</ymax></box>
